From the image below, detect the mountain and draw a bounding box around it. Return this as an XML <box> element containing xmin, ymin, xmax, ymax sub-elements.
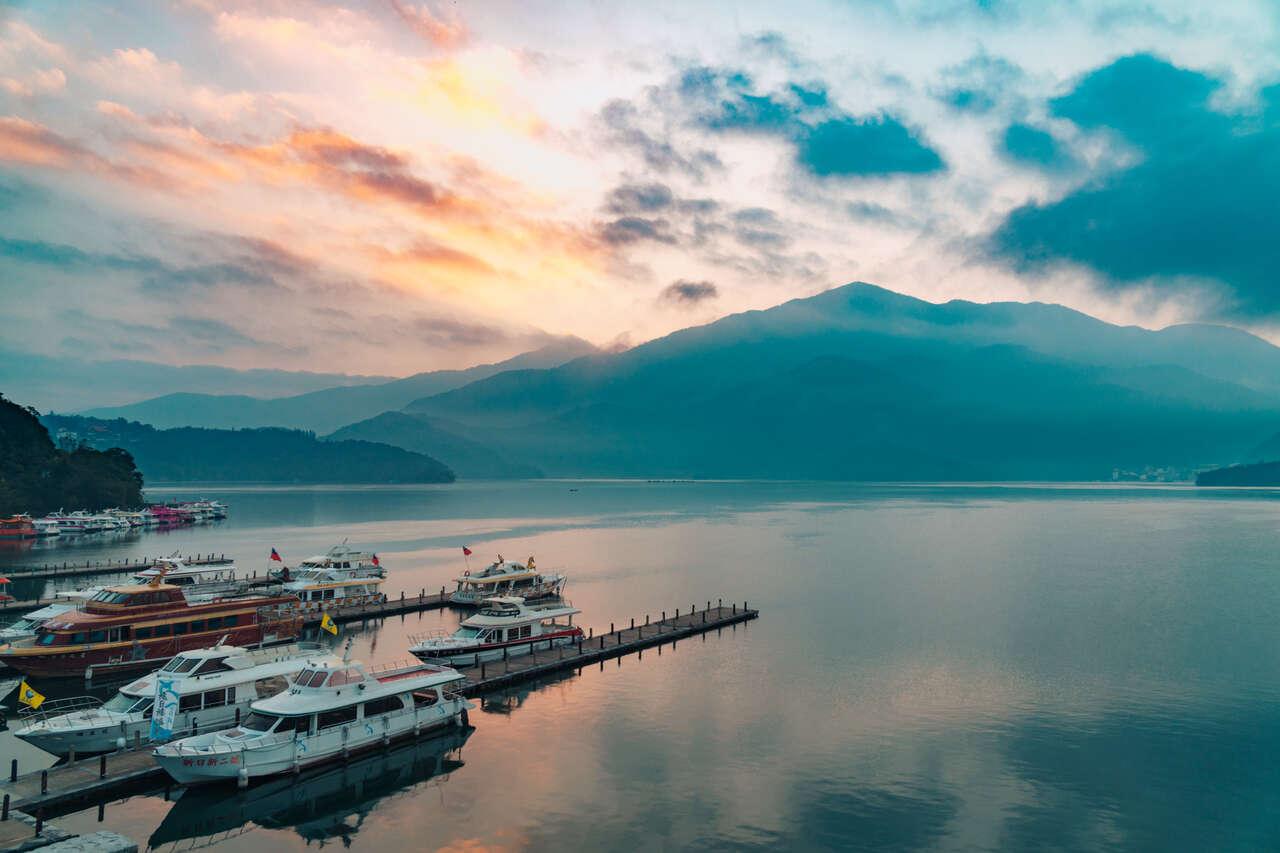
<box><xmin>326</xmin><ymin>412</ymin><xmax>541</xmax><ymax>479</ymax></box>
<box><xmin>42</xmin><ymin>414</ymin><xmax>453</xmax><ymax>484</ymax></box>
<box><xmin>1196</xmin><ymin>461</ymin><xmax>1280</xmax><ymax>486</ymax></box>
<box><xmin>0</xmin><ymin>395</ymin><xmax>144</xmax><ymax>514</ymax></box>
<box><xmin>0</xmin><ymin>347</ymin><xmax>391</xmax><ymax>412</ymax></box>
<box><xmin>399</xmin><ymin>283</ymin><xmax>1280</xmax><ymax>480</ymax></box>
<box><xmin>82</xmin><ymin>337</ymin><xmax>598</xmax><ymax>434</ymax></box>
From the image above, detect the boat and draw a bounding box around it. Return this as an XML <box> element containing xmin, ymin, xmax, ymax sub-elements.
<box><xmin>66</xmin><ymin>556</ymin><xmax>247</xmax><ymax>604</ymax></box>
<box><xmin>409</xmin><ymin>596</ymin><xmax>582</xmax><ymax>665</ymax></box>
<box><xmin>12</xmin><ymin>641</ymin><xmax>324</xmax><ymax>755</ymax></box>
<box><xmin>148</xmin><ymin>729</ymin><xmax>470</xmax><ymax>848</ymax></box>
<box><xmin>32</xmin><ymin>518</ymin><xmax>61</xmax><ymax>538</ymax></box>
<box><xmin>0</xmin><ymin>575</ymin><xmax>12</xmax><ymax>604</ymax></box>
<box><xmin>278</xmin><ymin>564</ymin><xmax>385</xmax><ymax>615</ymax></box>
<box><xmin>153</xmin><ymin>645</ymin><xmax>473</xmax><ymax>785</ymax></box>
<box><xmin>45</xmin><ymin>511</ymin><xmax>86</xmax><ymax>535</ymax></box>
<box><xmin>0</xmin><ymin>515</ymin><xmax>37</xmax><ymax>539</ymax></box>
<box><xmin>448</xmin><ymin>555</ymin><xmax>566</xmax><ymax>606</ymax></box>
<box><xmin>0</xmin><ymin>578</ymin><xmax>303</xmax><ymax>679</ymax></box>
<box><xmin>273</xmin><ymin>543</ymin><xmax>385</xmax><ymax>581</ymax></box>
<box><xmin>0</xmin><ymin>602</ymin><xmax>78</xmax><ymax>642</ymax></box>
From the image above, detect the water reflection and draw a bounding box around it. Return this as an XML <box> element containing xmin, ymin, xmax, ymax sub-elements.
<box><xmin>148</xmin><ymin>728</ymin><xmax>472</xmax><ymax>851</ymax></box>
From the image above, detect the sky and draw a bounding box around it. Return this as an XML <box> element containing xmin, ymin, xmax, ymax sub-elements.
<box><xmin>1</xmin><ymin>0</ymin><xmax>1278</xmax><ymax>377</ymax></box>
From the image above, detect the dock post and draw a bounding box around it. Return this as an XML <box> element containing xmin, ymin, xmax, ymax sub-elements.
<box><xmin>600</xmin><ymin>635</ymin><xmax>604</xmax><ymax>649</ymax></box>
<box><xmin>235</xmin><ymin>708</ymin><xmax>241</xmax><ymax>726</ymax></box>
<box><xmin>401</xmin><ymin>591</ymin><xmax>405</xmax><ymax>603</ymax></box>
<box><xmin>631</xmin><ymin>617</ymin><xmax>635</xmax><ymax>629</ymax></box>
<box><xmin>97</xmin><ymin>802</ymin><xmax>105</xmax><ymax>823</ymax></box>
<box><xmin>718</xmin><ymin>598</ymin><xmax>722</xmax><ymax>608</ymax></box>
<box><xmin>68</xmin><ymin>748</ymin><xmax>76</xmax><ymax>765</ymax></box>
<box><xmin>134</xmin><ymin>730</ymin><xmax>142</xmax><ymax>749</ymax></box>
<box><xmin>588</xmin><ymin>627</ymin><xmax>592</xmax><ymax>639</ymax></box>
<box><xmin>733</xmin><ymin>603</ymin><xmax>737</xmax><ymax>614</ymax></box>
<box><xmin>34</xmin><ymin>809</ymin><xmax>42</xmax><ymax>836</ymax></box>
<box><xmin>99</xmin><ymin>753</ymin><xmax>107</xmax><ymax>779</ymax></box>
<box><xmin>662</xmin><ymin>610</ymin><xmax>666</xmax><ymax>622</ymax></box>
<box><xmin>676</xmin><ymin>608</ymin><xmax>679</xmax><ymax>619</ymax></box>
<box><xmin>481</xmin><ymin>662</ymin><xmax>486</xmax><ymax>678</ymax></box>
<box><xmin>745</xmin><ymin>601</ymin><xmax>748</xmax><ymax>611</ymax></box>
<box><xmin>40</xmin><ymin>770</ymin><xmax>47</xmax><ymax>795</ymax></box>
<box><xmin>610</xmin><ymin>622</ymin><xmax>614</xmax><ymax>634</ymax></box>
<box><xmin>646</xmin><ymin>614</ymin><xmax>650</xmax><ymax>626</ymax></box>
<box><xmin>577</xmin><ymin>639</ymin><xmax>583</xmax><ymax>655</ymax></box>
<box><xmin>3</xmin><ymin>793</ymin><xmax>9</xmax><ymax>821</ymax></box>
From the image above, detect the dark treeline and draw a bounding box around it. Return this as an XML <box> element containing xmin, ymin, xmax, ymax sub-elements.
<box><xmin>41</xmin><ymin>414</ymin><xmax>455</xmax><ymax>484</ymax></box>
<box><xmin>0</xmin><ymin>394</ymin><xmax>144</xmax><ymax>515</ymax></box>
<box><xmin>1196</xmin><ymin>461</ymin><xmax>1280</xmax><ymax>486</ymax></box>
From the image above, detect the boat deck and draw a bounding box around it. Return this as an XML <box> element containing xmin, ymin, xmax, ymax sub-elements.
<box><xmin>0</xmin><ymin>601</ymin><xmax>757</xmax><ymax>815</ymax></box>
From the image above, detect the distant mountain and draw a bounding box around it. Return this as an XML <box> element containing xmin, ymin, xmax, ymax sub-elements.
<box><xmin>1246</xmin><ymin>431</ymin><xmax>1280</xmax><ymax>462</ymax></box>
<box><xmin>327</xmin><ymin>412</ymin><xmax>541</xmax><ymax>479</ymax></box>
<box><xmin>42</xmin><ymin>414</ymin><xmax>453</xmax><ymax>484</ymax></box>
<box><xmin>0</xmin><ymin>395</ymin><xmax>144</xmax><ymax>514</ymax></box>
<box><xmin>400</xmin><ymin>283</ymin><xmax>1280</xmax><ymax>480</ymax></box>
<box><xmin>0</xmin><ymin>346</ymin><xmax>391</xmax><ymax>412</ymax></box>
<box><xmin>83</xmin><ymin>337</ymin><xmax>598</xmax><ymax>434</ymax></box>
<box><xmin>1196</xmin><ymin>461</ymin><xmax>1280</xmax><ymax>486</ymax></box>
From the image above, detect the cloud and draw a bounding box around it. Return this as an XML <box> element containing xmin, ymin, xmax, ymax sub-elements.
<box><xmin>660</xmin><ymin>279</ymin><xmax>718</xmax><ymax>305</ymax></box>
<box><xmin>988</xmin><ymin>53</ymin><xmax>1280</xmax><ymax>318</ymax></box>
<box><xmin>390</xmin><ymin>1</ymin><xmax>468</xmax><ymax>50</ymax></box>
<box><xmin>598</xmin><ymin>99</ymin><xmax>723</xmax><ymax>179</ymax></box>
<box><xmin>1000</xmin><ymin>123</ymin><xmax>1076</xmax><ymax>171</ymax></box>
<box><xmin>794</xmin><ymin>116</ymin><xmax>944</xmax><ymax>177</ymax></box>
<box><xmin>598</xmin><ymin>216</ymin><xmax>677</xmax><ymax>246</ymax></box>
<box><xmin>604</xmin><ymin>182</ymin><xmax>675</xmax><ymax>214</ymax></box>
<box><xmin>933</xmin><ymin>53</ymin><xmax>1025</xmax><ymax>114</ymax></box>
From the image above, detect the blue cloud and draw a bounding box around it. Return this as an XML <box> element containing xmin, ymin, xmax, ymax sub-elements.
<box><xmin>796</xmin><ymin>117</ymin><xmax>944</xmax><ymax>177</ymax></box>
<box><xmin>989</xmin><ymin>53</ymin><xmax>1280</xmax><ymax>317</ymax></box>
<box><xmin>1001</xmin><ymin>123</ymin><xmax>1075</xmax><ymax>171</ymax></box>
<box><xmin>680</xmin><ymin>64</ymin><xmax>944</xmax><ymax>178</ymax></box>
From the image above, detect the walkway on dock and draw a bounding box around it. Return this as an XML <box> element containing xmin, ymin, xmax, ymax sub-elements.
<box><xmin>0</xmin><ymin>600</ymin><xmax>758</xmax><ymax>815</ymax></box>
<box><xmin>0</xmin><ymin>555</ymin><xmax>232</xmax><ymax>584</ymax></box>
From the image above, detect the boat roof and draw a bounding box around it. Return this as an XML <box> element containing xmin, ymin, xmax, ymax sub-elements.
<box><xmin>120</xmin><ymin>643</ymin><xmax>323</xmax><ymax>696</ymax></box>
<box><xmin>464</xmin><ymin>599</ymin><xmax>580</xmax><ymax>627</ymax></box>
<box><xmin>250</xmin><ymin>657</ymin><xmax>460</xmax><ymax>715</ymax></box>
<box><xmin>455</xmin><ymin>569</ymin><xmax>541</xmax><ymax>584</ymax></box>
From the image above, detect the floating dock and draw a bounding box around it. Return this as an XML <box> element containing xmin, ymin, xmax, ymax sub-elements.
<box><xmin>0</xmin><ymin>555</ymin><xmax>232</xmax><ymax>584</ymax></box>
<box><xmin>0</xmin><ymin>601</ymin><xmax>757</xmax><ymax>817</ymax></box>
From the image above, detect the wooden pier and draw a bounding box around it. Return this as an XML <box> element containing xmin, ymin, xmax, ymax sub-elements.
<box><xmin>0</xmin><ymin>601</ymin><xmax>758</xmax><ymax>816</ymax></box>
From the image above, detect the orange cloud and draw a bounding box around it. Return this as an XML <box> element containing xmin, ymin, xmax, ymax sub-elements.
<box><xmin>390</xmin><ymin>0</ymin><xmax>468</xmax><ymax>50</ymax></box>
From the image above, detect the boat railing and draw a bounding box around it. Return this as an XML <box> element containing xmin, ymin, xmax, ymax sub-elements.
<box><xmin>406</xmin><ymin>628</ymin><xmax>452</xmax><ymax>645</ymax></box>
<box><xmin>18</xmin><ymin>694</ymin><xmax>103</xmax><ymax>722</ymax></box>
<box><xmin>367</xmin><ymin>658</ymin><xmax>454</xmax><ymax>678</ymax></box>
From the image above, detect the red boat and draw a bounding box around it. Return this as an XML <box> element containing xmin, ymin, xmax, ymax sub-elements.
<box><xmin>0</xmin><ymin>515</ymin><xmax>36</xmax><ymax>539</ymax></box>
<box><xmin>0</xmin><ymin>581</ymin><xmax>302</xmax><ymax>679</ymax></box>
<box><xmin>0</xmin><ymin>576</ymin><xmax>12</xmax><ymax>604</ymax></box>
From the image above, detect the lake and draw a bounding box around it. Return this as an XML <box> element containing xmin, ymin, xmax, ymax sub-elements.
<box><xmin>2</xmin><ymin>480</ymin><xmax>1279</xmax><ymax>851</ymax></box>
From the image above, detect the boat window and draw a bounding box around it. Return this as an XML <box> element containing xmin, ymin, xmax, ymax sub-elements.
<box><xmin>102</xmin><ymin>693</ymin><xmax>136</xmax><ymax>713</ymax></box>
<box><xmin>520</xmin><ymin>625</ymin><xmax>532</xmax><ymax>638</ymax></box>
<box><xmin>342</xmin><ymin>562</ymin><xmax>351</xmax><ymax>569</ymax></box>
<box><xmin>306</xmin><ymin>670</ymin><xmax>329</xmax><ymax>688</ymax></box>
<box><xmin>190</xmin><ymin>621</ymin><xmax>206</xmax><ymax>633</ymax></box>
<box><xmin>132</xmin><ymin>697</ymin><xmax>154</xmax><ymax>715</ymax></box>
<box><xmin>323</xmin><ymin>588</ymin><xmax>336</xmax><ymax>600</ymax></box>
<box><xmin>202</xmin><ymin>688</ymin><xmax>228</xmax><ymax>708</ymax></box>
<box><xmin>223</xmin><ymin>614</ymin><xmax>239</xmax><ymax>627</ymax></box>
<box><xmin>88</xmin><ymin>630</ymin><xmax>107</xmax><ymax>643</ymax></box>
<box><xmin>455</xmin><ymin>627</ymin><xmax>480</xmax><ymax>638</ymax></box>
<box><xmin>317</xmin><ymin>705</ymin><xmax>357</xmax><ymax>729</ymax></box>
<box><xmin>154</xmin><ymin>624</ymin><xmax>171</xmax><ymax>637</ymax></box>
<box><xmin>240</xmin><ymin>712</ymin><xmax>278</xmax><ymax>732</ymax></box>
<box><xmin>136</xmin><ymin>627</ymin><xmax>152</xmax><ymax>640</ymax></box>
<box><xmin>285</xmin><ymin>715</ymin><xmax>312</xmax><ymax>734</ymax></box>
<box><xmin>173</xmin><ymin>623</ymin><xmax>188</xmax><ymax>636</ymax></box>
<box><xmin>71</xmin><ymin>632</ymin><xmax>87</xmax><ymax>644</ymax></box>
<box><xmin>179</xmin><ymin>693</ymin><xmax>202</xmax><ymax>712</ymax></box>
<box><xmin>194</xmin><ymin>657</ymin><xmax>233</xmax><ymax>675</ymax></box>
<box><xmin>171</xmin><ymin>577</ymin><xmax>192</xmax><ymax>586</ymax></box>
<box><xmin>38</xmin><ymin>631</ymin><xmax>56</xmax><ymax>646</ymax></box>
<box><xmin>163</xmin><ymin>656</ymin><xmax>199</xmax><ymax>673</ymax></box>
<box><xmin>207</xmin><ymin>617</ymin><xmax>223</xmax><ymax>630</ymax></box>
<box><xmin>362</xmin><ymin>696</ymin><xmax>403</xmax><ymax>717</ymax></box>
<box><xmin>254</xmin><ymin>675</ymin><xmax>289</xmax><ymax>698</ymax></box>
<box><xmin>412</xmin><ymin>690</ymin><xmax>438</xmax><ymax>708</ymax></box>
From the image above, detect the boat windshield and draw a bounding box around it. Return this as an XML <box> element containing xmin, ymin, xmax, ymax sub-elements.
<box><xmin>162</xmin><ymin>656</ymin><xmax>199</xmax><ymax>674</ymax></box>
<box><xmin>454</xmin><ymin>627</ymin><xmax>481</xmax><ymax>638</ymax></box>
<box><xmin>102</xmin><ymin>693</ymin><xmax>152</xmax><ymax>714</ymax></box>
<box><xmin>239</xmin><ymin>712</ymin><xmax>279</xmax><ymax>732</ymax></box>
<box><xmin>90</xmin><ymin>590</ymin><xmax>132</xmax><ymax>604</ymax></box>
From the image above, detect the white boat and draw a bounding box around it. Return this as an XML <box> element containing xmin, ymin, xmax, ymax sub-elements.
<box><xmin>32</xmin><ymin>518</ymin><xmax>61</xmax><ymax>538</ymax></box>
<box><xmin>276</xmin><ymin>544</ymin><xmax>385</xmax><ymax>580</ymax></box>
<box><xmin>13</xmin><ymin>642</ymin><xmax>324</xmax><ymax>755</ymax></box>
<box><xmin>66</xmin><ymin>557</ymin><xmax>246</xmax><ymax>604</ymax></box>
<box><xmin>153</xmin><ymin>646</ymin><xmax>472</xmax><ymax>786</ymax></box>
<box><xmin>279</xmin><ymin>567</ymin><xmax>385</xmax><ymax>615</ymax></box>
<box><xmin>410</xmin><ymin>596</ymin><xmax>582</xmax><ymax>665</ymax></box>
<box><xmin>46</xmin><ymin>511</ymin><xmax>87</xmax><ymax>534</ymax></box>
<box><xmin>0</xmin><ymin>602</ymin><xmax>78</xmax><ymax>642</ymax></box>
<box><xmin>449</xmin><ymin>555</ymin><xmax>566</xmax><ymax>606</ymax></box>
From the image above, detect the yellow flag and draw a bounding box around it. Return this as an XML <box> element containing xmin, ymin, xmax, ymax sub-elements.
<box><xmin>18</xmin><ymin>680</ymin><xmax>45</xmax><ymax>710</ymax></box>
<box><xmin>320</xmin><ymin>612</ymin><xmax>338</xmax><ymax>636</ymax></box>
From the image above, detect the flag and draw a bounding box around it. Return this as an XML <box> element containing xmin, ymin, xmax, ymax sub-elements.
<box><xmin>320</xmin><ymin>612</ymin><xmax>339</xmax><ymax>636</ymax></box>
<box><xmin>270</xmin><ymin>547</ymin><xmax>282</xmax><ymax>562</ymax></box>
<box><xmin>462</xmin><ymin>546</ymin><xmax>472</xmax><ymax>556</ymax></box>
<box><xmin>18</xmin><ymin>680</ymin><xmax>44</xmax><ymax>710</ymax></box>
<box><xmin>371</xmin><ymin>553</ymin><xmax>380</xmax><ymax>567</ymax></box>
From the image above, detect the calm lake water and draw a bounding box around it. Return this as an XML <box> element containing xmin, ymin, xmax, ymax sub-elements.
<box><xmin>3</xmin><ymin>480</ymin><xmax>1280</xmax><ymax>851</ymax></box>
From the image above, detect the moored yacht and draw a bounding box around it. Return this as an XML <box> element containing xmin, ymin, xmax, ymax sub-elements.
<box><xmin>273</xmin><ymin>544</ymin><xmax>385</xmax><ymax>581</ymax></box>
<box><xmin>0</xmin><ymin>515</ymin><xmax>37</xmax><ymax>539</ymax></box>
<box><xmin>65</xmin><ymin>557</ymin><xmax>246</xmax><ymax>605</ymax></box>
<box><xmin>409</xmin><ymin>596</ymin><xmax>582</xmax><ymax>665</ymax></box>
<box><xmin>449</xmin><ymin>555</ymin><xmax>566</xmax><ymax>606</ymax></box>
<box><xmin>13</xmin><ymin>642</ymin><xmax>323</xmax><ymax>755</ymax></box>
<box><xmin>32</xmin><ymin>518</ymin><xmax>61</xmax><ymax>538</ymax></box>
<box><xmin>0</xmin><ymin>602</ymin><xmax>78</xmax><ymax>643</ymax></box>
<box><xmin>153</xmin><ymin>646</ymin><xmax>473</xmax><ymax>785</ymax></box>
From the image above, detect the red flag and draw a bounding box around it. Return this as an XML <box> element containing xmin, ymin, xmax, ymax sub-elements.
<box><xmin>270</xmin><ymin>547</ymin><xmax>282</xmax><ymax>562</ymax></box>
<box><xmin>371</xmin><ymin>553</ymin><xmax>380</xmax><ymax>567</ymax></box>
<box><xmin>462</xmin><ymin>546</ymin><xmax>472</xmax><ymax>556</ymax></box>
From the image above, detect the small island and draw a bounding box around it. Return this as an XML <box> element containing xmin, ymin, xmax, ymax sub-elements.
<box><xmin>1195</xmin><ymin>461</ymin><xmax>1280</xmax><ymax>486</ymax></box>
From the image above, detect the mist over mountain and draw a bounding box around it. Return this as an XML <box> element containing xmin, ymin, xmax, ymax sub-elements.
<box><xmin>399</xmin><ymin>283</ymin><xmax>1280</xmax><ymax>480</ymax></box>
<box><xmin>0</xmin><ymin>347</ymin><xmax>393</xmax><ymax>412</ymax></box>
<box><xmin>83</xmin><ymin>337</ymin><xmax>598</xmax><ymax>435</ymax></box>
<box><xmin>326</xmin><ymin>412</ymin><xmax>541</xmax><ymax>479</ymax></box>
